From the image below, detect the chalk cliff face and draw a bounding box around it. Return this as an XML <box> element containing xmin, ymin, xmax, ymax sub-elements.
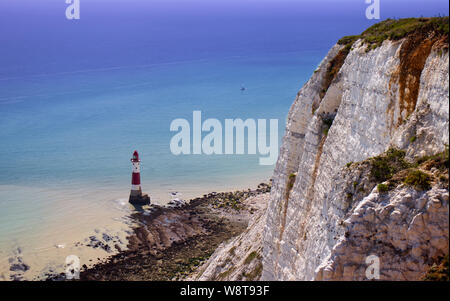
<box><xmin>262</xmin><ymin>29</ymin><xmax>449</xmax><ymax>280</ymax></box>
<box><xmin>193</xmin><ymin>20</ymin><xmax>449</xmax><ymax>281</ymax></box>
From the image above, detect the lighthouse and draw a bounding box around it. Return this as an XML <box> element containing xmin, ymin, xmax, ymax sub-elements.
<box><xmin>129</xmin><ymin>150</ymin><xmax>151</xmax><ymax>205</ymax></box>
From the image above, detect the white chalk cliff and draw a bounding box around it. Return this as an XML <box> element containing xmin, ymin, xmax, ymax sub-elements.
<box><xmin>194</xmin><ymin>19</ymin><xmax>449</xmax><ymax>281</ymax></box>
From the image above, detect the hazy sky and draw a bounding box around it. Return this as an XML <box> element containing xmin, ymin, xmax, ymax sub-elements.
<box><xmin>0</xmin><ymin>0</ymin><xmax>448</xmax><ymax>17</ymax></box>
<box><xmin>0</xmin><ymin>0</ymin><xmax>448</xmax><ymax>77</ymax></box>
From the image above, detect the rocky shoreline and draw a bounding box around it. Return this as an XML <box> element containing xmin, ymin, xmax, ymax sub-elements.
<box><xmin>45</xmin><ymin>183</ymin><xmax>271</xmax><ymax>281</ymax></box>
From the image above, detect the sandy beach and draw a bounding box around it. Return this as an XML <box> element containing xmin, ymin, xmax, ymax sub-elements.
<box><xmin>38</xmin><ymin>182</ymin><xmax>271</xmax><ymax>281</ymax></box>
<box><xmin>0</xmin><ymin>173</ymin><xmax>272</xmax><ymax>281</ymax></box>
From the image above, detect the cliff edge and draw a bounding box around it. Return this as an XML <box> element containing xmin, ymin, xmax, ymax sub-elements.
<box><xmin>263</xmin><ymin>17</ymin><xmax>449</xmax><ymax>281</ymax></box>
<box><xmin>193</xmin><ymin>17</ymin><xmax>449</xmax><ymax>281</ymax></box>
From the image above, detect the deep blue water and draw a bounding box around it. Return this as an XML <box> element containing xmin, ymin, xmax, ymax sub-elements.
<box><xmin>0</xmin><ymin>0</ymin><xmax>448</xmax><ymax>277</ymax></box>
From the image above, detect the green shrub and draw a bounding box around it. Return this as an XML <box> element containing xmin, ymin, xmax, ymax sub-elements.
<box><xmin>286</xmin><ymin>173</ymin><xmax>296</xmax><ymax>193</ymax></box>
<box><xmin>404</xmin><ymin>169</ymin><xmax>431</xmax><ymax>190</ymax></box>
<box><xmin>244</xmin><ymin>251</ymin><xmax>258</xmax><ymax>265</ymax></box>
<box><xmin>217</xmin><ymin>267</ymin><xmax>235</xmax><ymax>280</ymax></box>
<box><xmin>423</xmin><ymin>255</ymin><xmax>449</xmax><ymax>281</ymax></box>
<box><xmin>377</xmin><ymin>183</ymin><xmax>389</xmax><ymax>193</ymax></box>
<box><xmin>243</xmin><ymin>262</ymin><xmax>263</xmax><ymax>281</ymax></box>
<box><xmin>416</xmin><ymin>146</ymin><xmax>449</xmax><ymax>170</ymax></box>
<box><xmin>337</xmin><ymin>35</ymin><xmax>360</xmax><ymax>45</ymax></box>
<box><xmin>370</xmin><ymin>148</ymin><xmax>410</xmax><ymax>182</ymax></box>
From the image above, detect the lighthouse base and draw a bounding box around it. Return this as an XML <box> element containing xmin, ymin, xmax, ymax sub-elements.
<box><xmin>129</xmin><ymin>193</ymin><xmax>151</xmax><ymax>206</ymax></box>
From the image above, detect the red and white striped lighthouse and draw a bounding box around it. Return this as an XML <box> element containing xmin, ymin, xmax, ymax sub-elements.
<box><xmin>129</xmin><ymin>150</ymin><xmax>150</xmax><ymax>205</ymax></box>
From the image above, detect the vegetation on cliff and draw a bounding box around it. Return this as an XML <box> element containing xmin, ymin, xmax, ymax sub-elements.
<box><xmin>423</xmin><ymin>255</ymin><xmax>449</xmax><ymax>281</ymax></box>
<box><xmin>320</xmin><ymin>17</ymin><xmax>449</xmax><ymax>108</ymax></box>
<box><xmin>368</xmin><ymin>146</ymin><xmax>449</xmax><ymax>192</ymax></box>
<box><xmin>369</xmin><ymin>148</ymin><xmax>410</xmax><ymax>182</ymax></box>
<box><xmin>338</xmin><ymin>17</ymin><xmax>449</xmax><ymax>50</ymax></box>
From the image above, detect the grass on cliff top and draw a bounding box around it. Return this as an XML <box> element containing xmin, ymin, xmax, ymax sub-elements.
<box><xmin>338</xmin><ymin>17</ymin><xmax>449</xmax><ymax>49</ymax></box>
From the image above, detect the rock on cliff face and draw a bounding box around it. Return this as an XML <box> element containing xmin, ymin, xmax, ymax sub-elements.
<box><xmin>315</xmin><ymin>185</ymin><xmax>448</xmax><ymax>280</ymax></box>
<box><xmin>262</xmin><ymin>26</ymin><xmax>449</xmax><ymax>280</ymax></box>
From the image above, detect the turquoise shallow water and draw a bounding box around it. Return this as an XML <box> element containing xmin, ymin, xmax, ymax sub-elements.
<box><xmin>0</xmin><ymin>51</ymin><xmax>321</xmax><ymax>195</ymax></box>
